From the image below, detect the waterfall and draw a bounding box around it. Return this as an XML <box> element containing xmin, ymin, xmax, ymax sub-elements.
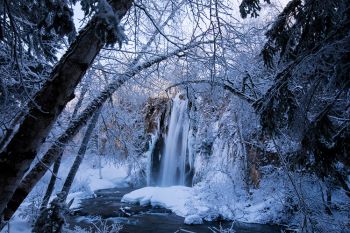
<box><xmin>159</xmin><ymin>94</ymin><xmax>189</xmax><ymax>186</ymax></box>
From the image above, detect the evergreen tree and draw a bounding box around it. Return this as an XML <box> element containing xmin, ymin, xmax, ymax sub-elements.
<box><xmin>241</xmin><ymin>0</ymin><xmax>350</xmax><ymax>191</ymax></box>
<box><xmin>0</xmin><ymin>0</ymin><xmax>77</xmax><ymax>147</ymax></box>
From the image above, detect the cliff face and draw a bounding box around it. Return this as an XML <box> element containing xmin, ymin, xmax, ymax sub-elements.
<box><xmin>190</xmin><ymin>93</ymin><xmax>253</xmax><ymax>191</ymax></box>
<box><xmin>144</xmin><ymin>97</ymin><xmax>170</xmax><ymax>135</ymax></box>
<box><xmin>143</xmin><ymin>97</ymin><xmax>170</xmax><ymax>185</ymax></box>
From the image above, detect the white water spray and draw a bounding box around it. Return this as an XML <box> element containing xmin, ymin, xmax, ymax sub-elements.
<box><xmin>160</xmin><ymin>94</ymin><xmax>189</xmax><ymax>186</ymax></box>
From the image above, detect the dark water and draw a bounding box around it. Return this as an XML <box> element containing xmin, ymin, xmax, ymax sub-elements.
<box><xmin>67</xmin><ymin>187</ymin><xmax>281</xmax><ymax>233</ymax></box>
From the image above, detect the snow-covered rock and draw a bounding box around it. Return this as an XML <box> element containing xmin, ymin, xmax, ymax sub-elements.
<box><xmin>184</xmin><ymin>215</ymin><xmax>203</xmax><ymax>225</ymax></box>
<box><xmin>122</xmin><ymin>186</ymin><xmax>192</xmax><ymax>216</ymax></box>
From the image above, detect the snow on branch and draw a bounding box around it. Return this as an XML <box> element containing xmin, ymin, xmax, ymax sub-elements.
<box><xmin>165</xmin><ymin>80</ymin><xmax>257</xmax><ymax>104</ymax></box>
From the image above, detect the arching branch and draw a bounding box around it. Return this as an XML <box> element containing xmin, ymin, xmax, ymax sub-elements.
<box><xmin>165</xmin><ymin>79</ymin><xmax>257</xmax><ymax>104</ymax></box>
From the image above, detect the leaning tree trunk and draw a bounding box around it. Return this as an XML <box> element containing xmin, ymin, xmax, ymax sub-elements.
<box><xmin>40</xmin><ymin>154</ymin><xmax>63</xmax><ymax>210</ymax></box>
<box><xmin>1</xmin><ymin>41</ymin><xmax>205</xmax><ymax>223</ymax></box>
<box><xmin>0</xmin><ymin>0</ymin><xmax>133</xmax><ymax>224</ymax></box>
<box><xmin>0</xmin><ymin>112</ymin><xmax>24</xmax><ymax>151</ymax></box>
<box><xmin>60</xmin><ymin>110</ymin><xmax>101</xmax><ymax>202</ymax></box>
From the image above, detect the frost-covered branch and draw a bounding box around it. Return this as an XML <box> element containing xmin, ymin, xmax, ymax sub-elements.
<box><xmin>165</xmin><ymin>79</ymin><xmax>256</xmax><ymax>103</ymax></box>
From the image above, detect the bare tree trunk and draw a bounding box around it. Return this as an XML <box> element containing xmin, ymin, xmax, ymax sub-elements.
<box><xmin>40</xmin><ymin>86</ymin><xmax>88</xmax><ymax>210</ymax></box>
<box><xmin>1</xmin><ymin>39</ymin><xmax>206</xmax><ymax>225</ymax></box>
<box><xmin>97</xmin><ymin>134</ymin><xmax>103</xmax><ymax>179</ymax></box>
<box><xmin>0</xmin><ymin>0</ymin><xmax>133</xmax><ymax>224</ymax></box>
<box><xmin>325</xmin><ymin>188</ymin><xmax>332</xmax><ymax>215</ymax></box>
<box><xmin>60</xmin><ymin>110</ymin><xmax>101</xmax><ymax>202</ymax></box>
<box><xmin>71</xmin><ymin>83</ymin><xmax>89</xmax><ymax>120</ymax></box>
<box><xmin>40</xmin><ymin>154</ymin><xmax>62</xmax><ymax>210</ymax></box>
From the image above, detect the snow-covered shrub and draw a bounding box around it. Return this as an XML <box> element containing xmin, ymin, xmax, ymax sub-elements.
<box><xmin>70</xmin><ymin>177</ymin><xmax>92</xmax><ymax>194</ymax></box>
<box><xmin>208</xmin><ymin>223</ymin><xmax>236</xmax><ymax>233</ymax></box>
<box><xmin>125</xmin><ymin>154</ymin><xmax>148</xmax><ymax>187</ymax></box>
<box><xmin>18</xmin><ymin>185</ymin><xmax>46</xmax><ymax>224</ymax></box>
<box><xmin>64</xmin><ymin>217</ymin><xmax>122</xmax><ymax>233</ymax></box>
<box><xmin>18</xmin><ymin>194</ymin><xmax>41</xmax><ymax>225</ymax></box>
<box><xmin>88</xmin><ymin>218</ymin><xmax>123</xmax><ymax>233</ymax></box>
<box><xmin>63</xmin><ymin>226</ymin><xmax>91</xmax><ymax>233</ymax></box>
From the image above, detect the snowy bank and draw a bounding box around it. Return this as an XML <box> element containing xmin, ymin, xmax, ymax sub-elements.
<box><xmin>64</xmin><ymin>161</ymin><xmax>129</xmax><ymax>209</ymax></box>
<box><xmin>122</xmin><ymin>186</ymin><xmax>192</xmax><ymax>217</ymax></box>
<box><xmin>121</xmin><ymin>183</ymin><xmax>286</xmax><ymax>225</ymax></box>
<box><xmin>75</xmin><ymin>162</ymin><xmax>129</xmax><ymax>192</ymax></box>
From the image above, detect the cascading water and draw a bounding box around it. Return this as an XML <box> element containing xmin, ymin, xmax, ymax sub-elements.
<box><xmin>159</xmin><ymin>94</ymin><xmax>189</xmax><ymax>186</ymax></box>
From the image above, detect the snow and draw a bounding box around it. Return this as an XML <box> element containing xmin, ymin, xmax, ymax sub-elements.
<box><xmin>184</xmin><ymin>215</ymin><xmax>203</xmax><ymax>225</ymax></box>
<box><xmin>59</xmin><ymin>159</ymin><xmax>129</xmax><ymax>212</ymax></box>
<box><xmin>56</xmin><ymin>154</ymin><xmax>129</xmax><ymax>196</ymax></box>
<box><xmin>122</xmin><ymin>186</ymin><xmax>192</xmax><ymax>217</ymax></box>
<box><xmin>79</xmin><ymin>164</ymin><xmax>129</xmax><ymax>191</ymax></box>
<box><xmin>0</xmin><ymin>215</ymin><xmax>31</xmax><ymax>233</ymax></box>
<box><xmin>67</xmin><ymin>191</ymin><xmax>86</xmax><ymax>209</ymax></box>
<box><xmin>55</xmin><ymin>159</ymin><xmax>129</xmax><ymax>211</ymax></box>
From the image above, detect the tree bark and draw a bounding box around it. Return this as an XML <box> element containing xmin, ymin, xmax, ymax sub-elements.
<box><xmin>0</xmin><ymin>0</ymin><xmax>133</xmax><ymax>223</ymax></box>
<box><xmin>0</xmin><ymin>112</ymin><xmax>24</xmax><ymax>151</ymax></box>
<box><xmin>1</xmin><ymin>40</ymin><xmax>206</xmax><ymax>223</ymax></box>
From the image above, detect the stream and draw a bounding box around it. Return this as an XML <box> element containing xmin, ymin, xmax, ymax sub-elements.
<box><xmin>67</xmin><ymin>187</ymin><xmax>282</xmax><ymax>233</ymax></box>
